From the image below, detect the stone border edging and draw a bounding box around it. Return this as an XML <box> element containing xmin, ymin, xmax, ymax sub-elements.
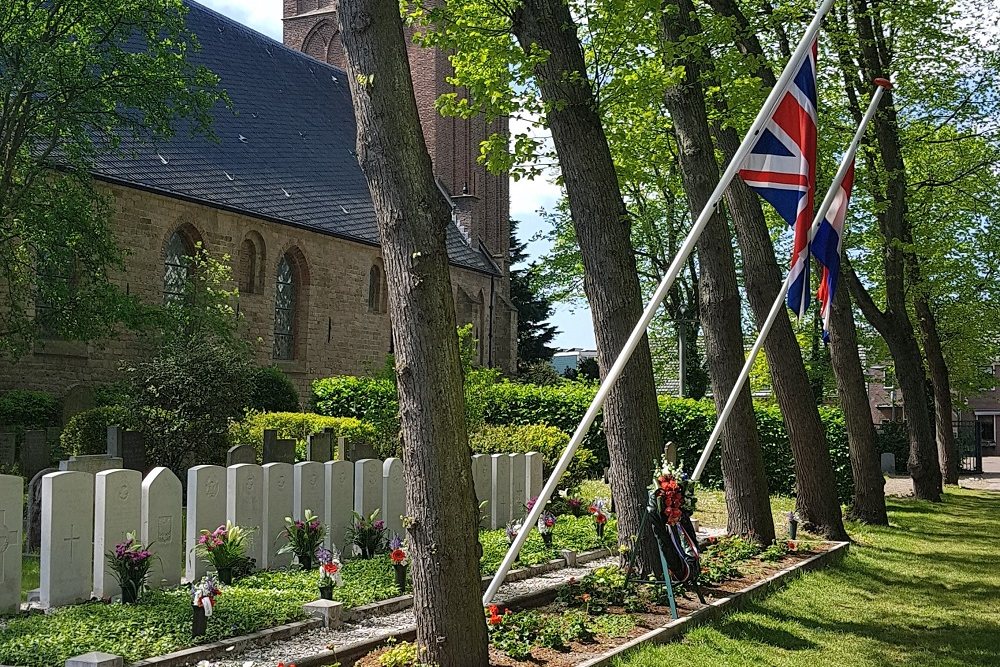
<box><xmin>574</xmin><ymin>540</ymin><xmax>851</xmax><ymax>667</ymax></box>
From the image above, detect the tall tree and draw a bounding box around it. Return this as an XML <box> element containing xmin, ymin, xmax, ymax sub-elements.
<box><xmin>508</xmin><ymin>0</ymin><xmax>666</xmax><ymax>572</ymax></box>
<box><xmin>337</xmin><ymin>0</ymin><xmax>490</xmax><ymax>663</ymax></box>
<box><xmin>510</xmin><ymin>220</ymin><xmax>559</xmax><ymax>369</ymax></box>
<box><xmin>660</xmin><ymin>0</ymin><xmax>775</xmax><ymax>544</ymax></box>
<box><xmin>0</xmin><ymin>0</ymin><xmax>220</xmax><ymax>355</ymax></box>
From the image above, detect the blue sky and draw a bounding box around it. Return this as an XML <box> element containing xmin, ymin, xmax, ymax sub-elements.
<box><xmin>197</xmin><ymin>0</ymin><xmax>596</xmax><ymax>349</ymax></box>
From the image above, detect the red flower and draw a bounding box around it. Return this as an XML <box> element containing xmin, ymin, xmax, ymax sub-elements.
<box><xmin>390</xmin><ymin>548</ymin><xmax>407</xmax><ymax>565</ymax></box>
<box><xmin>786</xmin><ymin>540</ymin><xmax>797</xmax><ymax>551</ymax></box>
<box><xmin>594</xmin><ymin>513</ymin><xmax>607</xmax><ymax>524</ymax></box>
<box><xmin>322</xmin><ymin>562</ymin><xmax>339</xmax><ymax>575</ymax></box>
<box><xmin>488</xmin><ymin>613</ymin><xmax>502</xmax><ymax>626</ymax></box>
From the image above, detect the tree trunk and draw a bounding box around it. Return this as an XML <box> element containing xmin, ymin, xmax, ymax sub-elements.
<box><xmin>829</xmin><ymin>282</ymin><xmax>888</xmax><ymax>524</ymax></box>
<box><xmin>915</xmin><ymin>295</ymin><xmax>958</xmax><ymax>484</ymax></box>
<box><xmin>337</xmin><ymin>2</ymin><xmax>489</xmax><ymax>664</ymax></box>
<box><xmin>510</xmin><ymin>0</ymin><xmax>664</xmax><ymax>573</ymax></box>
<box><xmin>660</xmin><ymin>0</ymin><xmax>775</xmax><ymax>545</ymax></box>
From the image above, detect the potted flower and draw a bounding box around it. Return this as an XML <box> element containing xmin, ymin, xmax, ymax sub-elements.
<box><xmin>346</xmin><ymin>509</ymin><xmax>388</xmax><ymax>559</ymax></box>
<box><xmin>106</xmin><ymin>532</ymin><xmax>156</xmax><ymax>604</ymax></box>
<box><xmin>191</xmin><ymin>574</ymin><xmax>221</xmax><ymax>637</ymax></box>
<box><xmin>537</xmin><ymin>511</ymin><xmax>557</xmax><ymax>548</ymax></box>
<box><xmin>195</xmin><ymin>520</ymin><xmax>252</xmax><ymax>584</ymax></box>
<box><xmin>558</xmin><ymin>489</ymin><xmax>585</xmax><ymax>517</ymax></box>
<box><xmin>277</xmin><ymin>509</ymin><xmax>325</xmax><ymax>570</ymax></box>
<box><xmin>315</xmin><ymin>546</ymin><xmax>342</xmax><ymax>600</ymax></box>
<box><xmin>505</xmin><ymin>519</ymin><xmax>522</xmax><ymax>563</ymax></box>
<box><xmin>589</xmin><ymin>498</ymin><xmax>609</xmax><ymax>540</ymax></box>
<box><xmin>388</xmin><ymin>535</ymin><xmax>408</xmax><ymax>593</ymax></box>
<box><xmin>787</xmin><ymin>511</ymin><xmax>799</xmax><ymax>540</ymax></box>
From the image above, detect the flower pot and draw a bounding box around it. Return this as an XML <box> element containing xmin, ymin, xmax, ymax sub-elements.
<box><xmin>596</xmin><ymin>522</ymin><xmax>605</xmax><ymax>540</ymax></box>
<box><xmin>216</xmin><ymin>567</ymin><xmax>233</xmax><ymax>585</ymax></box>
<box><xmin>299</xmin><ymin>555</ymin><xmax>313</xmax><ymax>571</ymax></box>
<box><xmin>542</xmin><ymin>532</ymin><xmax>553</xmax><ymax>548</ymax></box>
<box><xmin>120</xmin><ymin>584</ymin><xmax>140</xmax><ymax>604</ymax></box>
<box><xmin>788</xmin><ymin>519</ymin><xmax>799</xmax><ymax>541</ymax></box>
<box><xmin>393</xmin><ymin>563</ymin><xmax>407</xmax><ymax>593</ymax></box>
<box><xmin>192</xmin><ymin>604</ymin><xmax>207</xmax><ymax>637</ymax></box>
<box><xmin>319</xmin><ymin>585</ymin><xmax>333</xmax><ymax>600</ymax></box>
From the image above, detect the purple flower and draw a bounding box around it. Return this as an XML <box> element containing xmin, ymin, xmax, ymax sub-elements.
<box><xmin>525</xmin><ymin>496</ymin><xmax>538</xmax><ymax>511</ymax></box>
<box><xmin>309</xmin><ymin>520</ymin><xmax>321</xmax><ymax>531</ymax></box>
<box><xmin>374</xmin><ymin>520</ymin><xmax>385</xmax><ymax>531</ymax></box>
<box><xmin>314</xmin><ymin>546</ymin><xmax>334</xmax><ymax>564</ymax></box>
<box><xmin>388</xmin><ymin>534</ymin><xmax>403</xmax><ymax>550</ymax></box>
<box><xmin>295</xmin><ymin>520</ymin><xmax>305</xmax><ymax>529</ymax></box>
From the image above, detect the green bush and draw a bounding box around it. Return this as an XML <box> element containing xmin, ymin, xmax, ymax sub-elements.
<box><xmin>470</xmin><ymin>424</ymin><xmax>597</xmax><ymax>491</ymax></box>
<box><xmin>875</xmin><ymin>420</ymin><xmax>909</xmax><ymax>473</ymax></box>
<box><xmin>61</xmin><ymin>406</ymin><xmax>134</xmax><ymax>456</ymax></box>
<box><xmin>247</xmin><ymin>366</ymin><xmax>300</xmax><ymax>413</ymax></box>
<box><xmin>0</xmin><ymin>389</ymin><xmax>60</xmax><ymax>430</ymax></box>
<box><xmin>311</xmin><ymin>376</ymin><xmax>399</xmax><ymax>455</ymax></box>
<box><xmin>229</xmin><ymin>411</ymin><xmax>378</xmax><ymax>461</ymax></box>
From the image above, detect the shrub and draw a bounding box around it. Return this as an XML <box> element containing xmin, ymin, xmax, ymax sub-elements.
<box><xmin>247</xmin><ymin>366</ymin><xmax>300</xmax><ymax>413</ymax></box>
<box><xmin>229</xmin><ymin>411</ymin><xmax>378</xmax><ymax>461</ymax></box>
<box><xmin>0</xmin><ymin>390</ymin><xmax>60</xmax><ymax>430</ymax></box>
<box><xmin>470</xmin><ymin>424</ymin><xmax>598</xmax><ymax>490</ymax></box>
<box><xmin>61</xmin><ymin>406</ymin><xmax>134</xmax><ymax>456</ymax></box>
<box><xmin>311</xmin><ymin>376</ymin><xmax>399</xmax><ymax>455</ymax></box>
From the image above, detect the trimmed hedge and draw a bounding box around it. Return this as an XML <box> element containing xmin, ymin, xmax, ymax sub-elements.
<box><xmin>61</xmin><ymin>406</ymin><xmax>134</xmax><ymax>457</ymax></box>
<box><xmin>0</xmin><ymin>390</ymin><xmax>60</xmax><ymax>430</ymax></box>
<box><xmin>248</xmin><ymin>366</ymin><xmax>300</xmax><ymax>413</ymax></box>
<box><xmin>470</xmin><ymin>424</ymin><xmax>598</xmax><ymax>491</ymax></box>
<box><xmin>313</xmin><ymin>376</ymin><xmax>859</xmax><ymax>502</ymax></box>
<box><xmin>228</xmin><ymin>411</ymin><xmax>378</xmax><ymax>461</ymax></box>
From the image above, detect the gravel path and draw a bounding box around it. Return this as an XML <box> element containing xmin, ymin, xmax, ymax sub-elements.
<box><xmin>209</xmin><ymin>557</ymin><xmax>617</xmax><ymax>667</ymax></box>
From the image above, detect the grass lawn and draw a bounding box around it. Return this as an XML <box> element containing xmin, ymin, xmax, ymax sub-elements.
<box><xmin>618</xmin><ymin>488</ymin><xmax>1000</xmax><ymax>667</ymax></box>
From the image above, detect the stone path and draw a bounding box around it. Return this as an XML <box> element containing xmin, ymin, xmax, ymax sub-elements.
<box><xmin>883</xmin><ymin>455</ymin><xmax>1000</xmax><ymax>496</ymax></box>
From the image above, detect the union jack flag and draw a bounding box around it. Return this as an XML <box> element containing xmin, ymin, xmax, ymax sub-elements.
<box><xmin>812</xmin><ymin>161</ymin><xmax>855</xmax><ymax>342</ymax></box>
<box><xmin>738</xmin><ymin>42</ymin><xmax>818</xmax><ymax>318</ymax></box>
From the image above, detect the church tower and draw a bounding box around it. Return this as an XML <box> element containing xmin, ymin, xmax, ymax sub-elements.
<box><xmin>282</xmin><ymin>0</ymin><xmax>515</xmax><ymax>370</ymax></box>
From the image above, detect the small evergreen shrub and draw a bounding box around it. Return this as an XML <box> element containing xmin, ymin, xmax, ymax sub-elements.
<box><xmin>0</xmin><ymin>390</ymin><xmax>60</xmax><ymax>430</ymax></box>
<box><xmin>61</xmin><ymin>406</ymin><xmax>134</xmax><ymax>456</ymax></box>
<box><xmin>247</xmin><ymin>366</ymin><xmax>300</xmax><ymax>413</ymax></box>
<box><xmin>470</xmin><ymin>424</ymin><xmax>598</xmax><ymax>490</ymax></box>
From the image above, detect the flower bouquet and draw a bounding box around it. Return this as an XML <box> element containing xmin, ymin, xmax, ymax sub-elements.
<box><xmin>388</xmin><ymin>534</ymin><xmax>409</xmax><ymax>593</ymax></box>
<box><xmin>589</xmin><ymin>498</ymin><xmax>609</xmax><ymax>540</ymax></box>
<box><xmin>650</xmin><ymin>458</ymin><xmax>696</xmax><ymax>526</ymax></box>
<box><xmin>505</xmin><ymin>519</ymin><xmax>522</xmax><ymax>563</ymax></box>
<box><xmin>195</xmin><ymin>520</ymin><xmax>253</xmax><ymax>584</ymax></box>
<box><xmin>315</xmin><ymin>546</ymin><xmax>342</xmax><ymax>600</ymax></box>
<box><xmin>277</xmin><ymin>509</ymin><xmax>325</xmax><ymax>570</ymax></box>
<box><xmin>537</xmin><ymin>511</ymin><xmax>557</xmax><ymax>548</ymax></box>
<box><xmin>191</xmin><ymin>574</ymin><xmax>222</xmax><ymax>637</ymax></box>
<box><xmin>106</xmin><ymin>532</ymin><xmax>156</xmax><ymax>604</ymax></box>
<box><xmin>558</xmin><ymin>489</ymin><xmax>586</xmax><ymax>517</ymax></box>
<box><xmin>346</xmin><ymin>509</ymin><xmax>387</xmax><ymax>559</ymax></box>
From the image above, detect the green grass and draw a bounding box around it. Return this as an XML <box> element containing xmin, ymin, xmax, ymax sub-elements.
<box><xmin>617</xmin><ymin>488</ymin><xmax>1000</xmax><ymax>667</ymax></box>
<box><xmin>20</xmin><ymin>555</ymin><xmax>39</xmax><ymax>602</ymax></box>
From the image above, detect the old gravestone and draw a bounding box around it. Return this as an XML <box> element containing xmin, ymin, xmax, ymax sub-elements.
<box><xmin>120</xmin><ymin>431</ymin><xmax>147</xmax><ymax>472</ymax></box>
<box><xmin>21</xmin><ymin>430</ymin><xmax>50</xmax><ymax>482</ymax></box>
<box><xmin>93</xmin><ymin>469</ymin><xmax>141</xmax><ymax>599</ymax></box>
<box><xmin>60</xmin><ymin>455</ymin><xmax>123</xmax><ymax>475</ymax></box>
<box><xmin>306</xmin><ymin>432</ymin><xmax>333</xmax><ymax>462</ymax></box>
<box><xmin>185</xmin><ymin>465</ymin><xmax>227</xmax><ymax>582</ymax></box>
<box><xmin>262</xmin><ymin>462</ymin><xmax>294</xmax><ymax>569</ymax></box>
<box><xmin>353</xmin><ymin>459</ymin><xmax>382</xmax><ymax>520</ymax></box>
<box><xmin>881</xmin><ymin>453</ymin><xmax>896</xmax><ymax>475</ymax></box>
<box><xmin>41</xmin><ymin>471</ymin><xmax>95</xmax><ymax>608</ymax></box>
<box><xmin>0</xmin><ymin>431</ymin><xmax>15</xmax><ymax>470</ymax></box>
<box><xmin>226</xmin><ymin>444</ymin><xmax>257</xmax><ymax>466</ymax></box>
<box><xmin>509</xmin><ymin>453</ymin><xmax>527</xmax><ymax>520</ymax></box>
<box><xmin>490</xmin><ymin>454</ymin><xmax>512</xmax><ymax>530</ymax></box>
<box><xmin>525</xmin><ymin>452</ymin><xmax>544</xmax><ymax>503</ymax></box>
<box><xmin>381</xmin><ymin>458</ymin><xmax>404</xmax><ymax>537</ymax></box>
<box><xmin>263</xmin><ymin>430</ymin><xmax>296</xmax><ymax>464</ymax></box>
<box><xmin>26</xmin><ymin>467</ymin><xmax>58</xmax><ymax>552</ymax></box>
<box><xmin>0</xmin><ymin>474</ymin><xmax>23</xmax><ymax>613</ymax></box>
<box><xmin>226</xmin><ymin>464</ymin><xmax>264</xmax><ymax>567</ymax></box>
<box><xmin>324</xmin><ymin>460</ymin><xmax>353</xmax><ymax>554</ymax></box>
<box><xmin>471</xmin><ymin>454</ymin><xmax>492</xmax><ymax>529</ymax></box>
<box><xmin>142</xmin><ymin>467</ymin><xmax>182</xmax><ymax>588</ymax></box>
<box><xmin>293</xmin><ymin>461</ymin><xmax>326</xmax><ymax>527</ymax></box>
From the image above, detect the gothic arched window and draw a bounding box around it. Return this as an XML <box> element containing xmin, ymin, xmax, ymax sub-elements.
<box><xmin>163</xmin><ymin>231</ymin><xmax>193</xmax><ymax>303</ymax></box>
<box><xmin>273</xmin><ymin>254</ymin><xmax>297</xmax><ymax>360</ymax></box>
<box><xmin>368</xmin><ymin>264</ymin><xmax>384</xmax><ymax>313</ymax></box>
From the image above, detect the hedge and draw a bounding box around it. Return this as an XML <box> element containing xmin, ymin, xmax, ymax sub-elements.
<box><xmin>247</xmin><ymin>366</ymin><xmax>300</xmax><ymax>413</ymax></box>
<box><xmin>0</xmin><ymin>390</ymin><xmax>60</xmax><ymax>431</ymax></box>
<box><xmin>313</xmin><ymin>376</ymin><xmax>861</xmax><ymax>502</ymax></box>
<box><xmin>61</xmin><ymin>406</ymin><xmax>135</xmax><ymax>457</ymax></box>
<box><xmin>228</xmin><ymin>411</ymin><xmax>378</xmax><ymax>461</ymax></box>
<box><xmin>470</xmin><ymin>424</ymin><xmax>598</xmax><ymax>491</ymax></box>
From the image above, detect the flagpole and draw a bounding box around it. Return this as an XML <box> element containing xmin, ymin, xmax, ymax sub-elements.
<box><xmin>691</xmin><ymin>79</ymin><xmax>891</xmax><ymax>482</ymax></box>
<box><xmin>482</xmin><ymin>0</ymin><xmax>838</xmax><ymax>606</ymax></box>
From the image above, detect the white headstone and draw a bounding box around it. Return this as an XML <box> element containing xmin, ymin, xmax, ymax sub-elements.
<box><xmin>324</xmin><ymin>460</ymin><xmax>354</xmax><ymax>554</ymax></box>
<box><xmin>471</xmin><ymin>454</ymin><xmax>492</xmax><ymax>529</ymax></box>
<box><xmin>293</xmin><ymin>461</ymin><xmax>326</xmax><ymax>527</ymax></box>
<box><xmin>40</xmin><ymin>471</ymin><xmax>94</xmax><ymax>607</ymax></box>
<box><xmin>185</xmin><ymin>465</ymin><xmax>227</xmax><ymax>583</ymax></box>
<box><xmin>525</xmin><ymin>452</ymin><xmax>544</xmax><ymax>506</ymax></box>
<box><xmin>490</xmin><ymin>454</ymin><xmax>511</xmax><ymax>530</ymax></box>
<box><xmin>381</xmin><ymin>458</ymin><xmax>405</xmax><ymax>537</ymax></box>
<box><xmin>262</xmin><ymin>462</ymin><xmax>294</xmax><ymax>569</ymax></box>
<box><xmin>509</xmin><ymin>453</ymin><xmax>527</xmax><ymax>520</ymax></box>
<box><xmin>93</xmin><ymin>469</ymin><xmax>141</xmax><ymax>598</ymax></box>
<box><xmin>227</xmin><ymin>464</ymin><xmax>264</xmax><ymax>567</ymax></box>
<box><xmin>141</xmin><ymin>467</ymin><xmax>182</xmax><ymax>588</ymax></box>
<box><xmin>353</xmin><ymin>459</ymin><xmax>382</xmax><ymax>519</ymax></box>
<box><xmin>0</xmin><ymin>474</ymin><xmax>23</xmax><ymax>613</ymax></box>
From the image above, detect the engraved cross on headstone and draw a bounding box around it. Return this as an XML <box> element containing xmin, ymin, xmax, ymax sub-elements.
<box><xmin>0</xmin><ymin>509</ymin><xmax>18</xmax><ymax>583</ymax></box>
<box><xmin>63</xmin><ymin>523</ymin><xmax>81</xmax><ymax>561</ymax></box>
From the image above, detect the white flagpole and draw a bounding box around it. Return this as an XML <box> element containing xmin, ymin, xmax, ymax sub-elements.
<box><xmin>482</xmin><ymin>0</ymin><xmax>838</xmax><ymax>605</ymax></box>
<box><xmin>691</xmin><ymin>79</ymin><xmax>891</xmax><ymax>482</ymax></box>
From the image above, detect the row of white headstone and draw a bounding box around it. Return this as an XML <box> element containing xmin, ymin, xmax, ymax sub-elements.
<box><xmin>0</xmin><ymin>452</ymin><xmax>543</xmax><ymax>612</ymax></box>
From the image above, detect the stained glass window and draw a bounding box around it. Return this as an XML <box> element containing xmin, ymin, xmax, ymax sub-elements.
<box><xmin>164</xmin><ymin>232</ymin><xmax>191</xmax><ymax>303</ymax></box>
<box><xmin>274</xmin><ymin>254</ymin><xmax>296</xmax><ymax>360</ymax></box>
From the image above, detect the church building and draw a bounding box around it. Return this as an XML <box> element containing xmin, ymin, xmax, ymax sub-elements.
<box><xmin>0</xmin><ymin>0</ymin><xmax>516</xmax><ymax>399</ymax></box>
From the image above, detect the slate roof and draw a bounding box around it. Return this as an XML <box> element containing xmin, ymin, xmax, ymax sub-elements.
<box><xmin>91</xmin><ymin>0</ymin><xmax>497</xmax><ymax>275</ymax></box>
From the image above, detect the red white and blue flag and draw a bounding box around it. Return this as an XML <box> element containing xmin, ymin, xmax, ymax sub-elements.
<box><xmin>738</xmin><ymin>42</ymin><xmax>818</xmax><ymax>318</ymax></box>
<box><xmin>812</xmin><ymin>161</ymin><xmax>855</xmax><ymax>342</ymax></box>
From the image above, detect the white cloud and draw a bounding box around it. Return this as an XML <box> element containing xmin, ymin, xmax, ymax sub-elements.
<box><xmin>198</xmin><ymin>0</ymin><xmax>282</xmax><ymax>40</ymax></box>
